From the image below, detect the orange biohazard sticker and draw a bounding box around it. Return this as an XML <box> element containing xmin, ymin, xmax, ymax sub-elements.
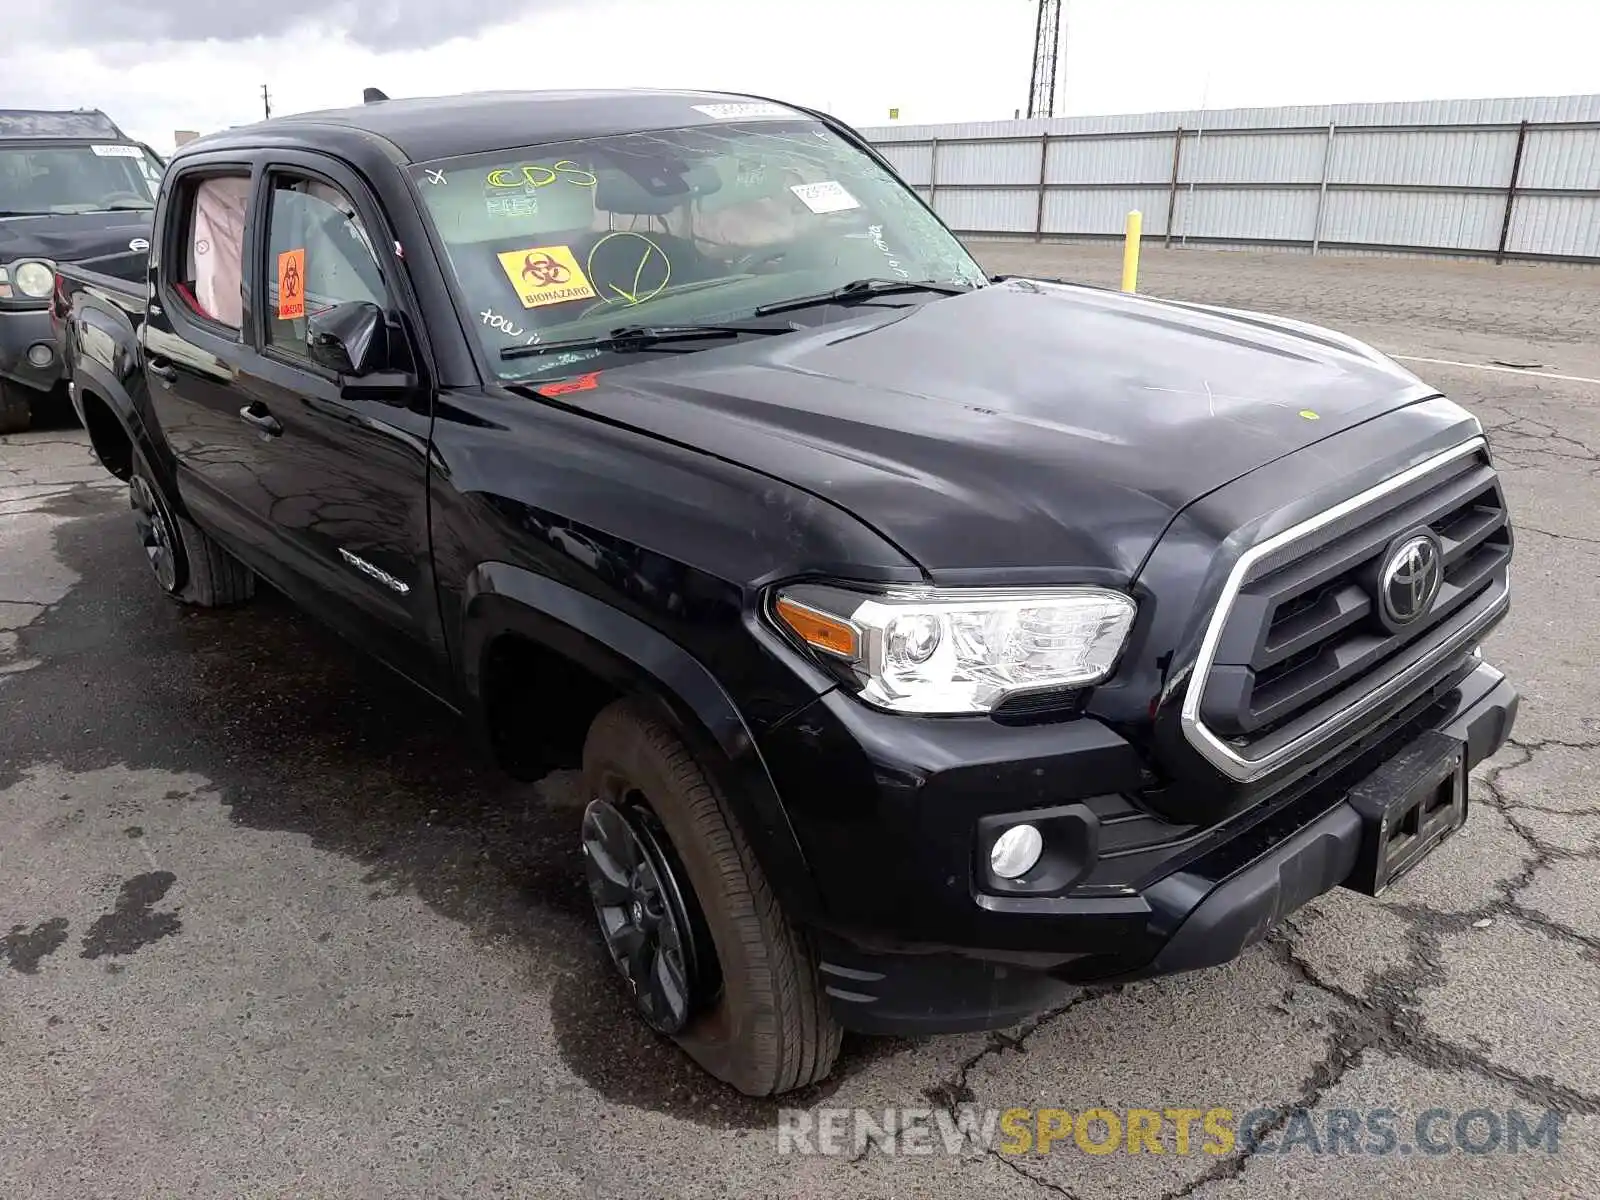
<box><xmin>496</xmin><ymin>244</ymin><xmax>597</xmax><ymax>309</ymax></box>
<box><xmin>535</xmin><ymin>371</ymin><xmax>602</xmax><ymax>398</ymax></box>
<box><xmin>277</xmin><ymin>247</ymin><xmax>306</xmax><ymax>320</ymax></box>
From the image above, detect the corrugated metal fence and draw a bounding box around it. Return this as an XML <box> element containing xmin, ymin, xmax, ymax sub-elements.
<box><xmin>860</xmin><ymin>94</ymin><xmax>1600</xmax><ymax>262</ymax></box>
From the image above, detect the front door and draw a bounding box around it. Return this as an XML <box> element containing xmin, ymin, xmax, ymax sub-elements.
<box><xmin>231</xmin><ymin>156</ymin><xmax>445</xmax><ymax>693</ymax></box>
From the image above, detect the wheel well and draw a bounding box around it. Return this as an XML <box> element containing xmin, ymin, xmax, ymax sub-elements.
<box><xmin>79</xmin><ymin>388</ymin><xmax>133</xmax><ymax>481</ymax></box>
<box><xmin>481</xmin><ymin>632</ymin><xmax>622</xmax><ymax>780</ymax></box>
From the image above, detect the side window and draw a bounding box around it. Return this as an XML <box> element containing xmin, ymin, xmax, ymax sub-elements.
<box><xmin>171</xmin><ymin>172</ymin><xmax>250</xmax><ymax>333</ymax></box>
<box><xmin>264</xmin><ymin>174</ymin><xmax>387</xmax><ymax>359</ymax></box>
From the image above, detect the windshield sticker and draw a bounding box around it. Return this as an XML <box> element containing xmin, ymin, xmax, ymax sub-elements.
<box><xmin>585</xmin><ymin>232</ymin><xmax>671</xmax><ymax>305</ymax></box>
<box><xmin>424</xmin><ymin>168</ymin><xmax>448</xmax><ymax>186</ymax></box>
<box><xmin>789</xmin><ymin>181</ymin><xmax>859</xmax><ymax>214</ymax></box>
<box><xmin>90</xmin><ymin>143</ymin><xmax>143</xmax><ymax>158</ymax></box>
<box><xmin>691</xmin><ymin>102</ymin><xmax>797</xmax><ymax>121</ymax></box>
<box><xmin>486</xmin><ymin>161</ymin><xmax>597</xmax><ymax>190</ymax></box>
<box><xmin>277</xmin><ymin>248</ymin><xmax>306</xmax><ymax>319</ymax></box>
<box><xmin>496</xmin><ymin>245</ymin><xmax>598</xmax><ymax>309</ymax></box>
<box><xmin>536</xmin><ymin>371</ymin><xmax>602</xmax><ymax>398</ymax></box>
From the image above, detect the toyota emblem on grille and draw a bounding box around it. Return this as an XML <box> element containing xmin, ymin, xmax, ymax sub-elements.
<box><xmin>1379</xmin><ymin>533</ymin><xmax>1443</xmax><ymax>627</ymax></box>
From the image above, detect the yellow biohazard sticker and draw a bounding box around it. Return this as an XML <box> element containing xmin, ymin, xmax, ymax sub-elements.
<box><xmin>496</xmin><ymin>245</ymin><xmax>597</xmax><ymax>309</ymax></box>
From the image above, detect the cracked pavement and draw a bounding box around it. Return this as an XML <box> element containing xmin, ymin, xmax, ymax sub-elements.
<box><xmin>3</xmin><ymin>244</ymin><xmax>1599</xmax><ymax>1198</ymax></box>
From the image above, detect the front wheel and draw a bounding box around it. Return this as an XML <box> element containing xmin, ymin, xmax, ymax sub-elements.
<box><xmin>581</xmin><ymin>700</ymin><xmax>841</xmax><ymax>1096</ymax></box>
<box><xmin>129</xmin><ymin>449</ymin><xmax>255</xmax><ymax>607</ymax></box>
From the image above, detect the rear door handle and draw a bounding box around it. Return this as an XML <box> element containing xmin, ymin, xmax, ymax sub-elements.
<box><xmin>147</xmin><ymin>358</ymin><xmax>176</xmax><ymax>383</ymax></box>
<box><xmin>238</xmin><ymin>403</ymin><xmax>283</xmax><ymax>437</ymax></box>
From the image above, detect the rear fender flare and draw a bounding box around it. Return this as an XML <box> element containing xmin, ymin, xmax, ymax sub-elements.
<box><xmin>460</xmin><ymin>561</ymin><xmax>822</xmax><ymax>920</ymax></box>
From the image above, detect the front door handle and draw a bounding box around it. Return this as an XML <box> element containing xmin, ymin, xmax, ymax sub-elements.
<box><xmin>147</xmin><ymin>358</ymin><xmax>177</xmax><ymax>383</ymax></box>
<box><xmin>238</xmin><ymin>403</ymin><xmax>283</xmax><ymax>437</ymax></box>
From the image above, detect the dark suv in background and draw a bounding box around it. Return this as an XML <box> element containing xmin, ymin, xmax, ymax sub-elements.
<box><xmin>0</xmin><ymin>108</ymin><xmax>162</xmax><ymax>433</ymax></box>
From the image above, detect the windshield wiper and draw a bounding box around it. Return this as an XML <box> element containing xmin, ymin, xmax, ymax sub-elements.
<box><xmin>97</xmin><ymin>201</ymin><xmax>154</xmax><ymax>211</ymax></box>
<box><xmin>752</xmin><ymin>277</ymin><xmax>974</xmax><ymax>317</ymax></box>
<box><xmin>500</xmin><ymin>319</ymin><xmax>798</xmax><ymax>361</ymax></box>
<box><xmin>0</xmin><ymin>210</ymin><xmax>48</xmax><ymax>217</ymax></box>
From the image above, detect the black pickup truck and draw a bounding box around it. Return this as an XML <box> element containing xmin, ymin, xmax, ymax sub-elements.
<box><xmin>59</xmin><ymin>89</ymin><xmax>1518</xmax><ymax>1096</ymax></box>
<box><xmin>0</xmin><ymin>108</ymin><xmax>162</xmax><ymax>433</ymax></box>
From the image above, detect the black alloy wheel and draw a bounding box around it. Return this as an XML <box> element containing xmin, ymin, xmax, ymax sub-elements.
<box><xmin>129</xmin><ymin>473</ymin><xmax>180</xmax><ymax>593</ymax></box>
<box><xmin>581</xmin><ymin>794</ymin><xmax>715</xmax><ymax>1035</ymax></box>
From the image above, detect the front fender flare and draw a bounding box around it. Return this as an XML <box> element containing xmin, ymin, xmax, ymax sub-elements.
<box><xmin>460</xmin><ymin>561</ymin><xmax>823</xmax><ymax>921</ymax></box>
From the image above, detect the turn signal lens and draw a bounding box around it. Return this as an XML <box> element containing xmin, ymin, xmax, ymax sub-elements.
<box><xmin>775</xmin><ymin>595</ymin><xmax>860</xmax><ymax>659</ymax></box>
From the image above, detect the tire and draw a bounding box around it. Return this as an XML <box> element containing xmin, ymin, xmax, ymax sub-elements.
<box><xmin>581</xmin><ymin>700</ymin><xmax>841</xmax><ymax>1096</ymax></box>
<box><xmin>0</xmin><ymin>382</ymin><xmax>31</xmax><ymax>435</ymax></box>
<box><xmin>129</xmin><ymin>448</ymin><xmax>255</xmax><ymax>607</ymax></box>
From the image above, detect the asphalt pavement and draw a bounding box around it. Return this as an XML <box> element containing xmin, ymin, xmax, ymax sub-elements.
<box><xmin>3</xmin><ymin>244</ymin><xmax>1599</xmax><ymax>1198</ymax></box>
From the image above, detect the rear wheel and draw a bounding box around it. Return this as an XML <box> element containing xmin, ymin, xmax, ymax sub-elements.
<box><xmin>581</xmin><ymin>700</ymin><xmax>841</xmax><ymax>1096</ymax></box>
<box><xmin>129</xmin><ymin>449</ymin><xmax>255</xmax><ymax>607</ymax></box>
<box><xmin>0</xmin><ymin>382</ymin><xmax>31</xmax><ymax>435</ymax></box>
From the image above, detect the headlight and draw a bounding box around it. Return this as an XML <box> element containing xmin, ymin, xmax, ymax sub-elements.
<box><xmin>773</xmin><ymin>584</ymin><xmax>1137</xmax><ymax>714</ymax></box>
<box><xmin>12</xmin><ymin>261</ymin><xmax>54</xmax><ymax>299</ymax></box>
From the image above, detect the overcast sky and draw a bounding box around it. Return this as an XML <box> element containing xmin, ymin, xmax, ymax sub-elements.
<box><xmin>5</xmin><ymin>0</ymin><xmax>1599</xmax><ymax>150</ymax></box>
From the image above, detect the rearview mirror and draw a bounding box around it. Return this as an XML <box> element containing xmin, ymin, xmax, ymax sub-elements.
<box><xmin>306</xmin><ymin>300</ymin><xmax>387</xmax><ymax>376</ymax></box>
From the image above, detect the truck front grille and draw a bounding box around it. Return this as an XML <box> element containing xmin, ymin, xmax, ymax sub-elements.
<box><xmin>1181</xmin><ymin>438</ymin><xmax>1511</xmax><ymax>783</ymax></box>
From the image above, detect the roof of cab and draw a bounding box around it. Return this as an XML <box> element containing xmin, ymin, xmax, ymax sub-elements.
<box><xmin>0</xmin><ymin>108</ymin><xmax>127</xmax><ymax>141</ymax></box>
<box><xmin>188</xmin><ymin>89</ymin><xmax>811</xmax><ymax>165</ymax></box>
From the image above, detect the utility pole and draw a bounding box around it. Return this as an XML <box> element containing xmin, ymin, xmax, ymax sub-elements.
<box><xmin>1027</xmin><ymin>0</ymin><xmax>1064</xmax><ymax>120</ymax></box>
<box><xmin>261</xmin><ymin>84</ymin><xmax>272</xmax><ymax>120</ymax></box>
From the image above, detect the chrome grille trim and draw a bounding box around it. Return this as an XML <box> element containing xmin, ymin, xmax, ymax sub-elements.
<box><xmin>1180</xmin><ymin>438</ymin><xmax>1501</xmax><ymax>783</ymax></box>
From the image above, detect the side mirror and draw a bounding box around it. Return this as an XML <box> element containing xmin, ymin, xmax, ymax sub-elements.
<box><xmin>306</xmin><ymin>300</ymin><xmax>387</xmax><ymax>376</ymax></box>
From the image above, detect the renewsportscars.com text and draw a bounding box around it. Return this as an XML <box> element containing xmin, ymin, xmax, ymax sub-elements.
<box><xmin>777</xmin><ymin>1105</ymin><xmax>1565</xmax><ymax>1158</ymax></box>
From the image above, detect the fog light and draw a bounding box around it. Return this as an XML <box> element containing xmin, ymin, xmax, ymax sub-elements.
<box><xmin>25</xmin><ymin>342</ymin><xmax>54</xmax><ymax>368</ymax></box>
<box><xmin>989</xmin><ymin>824</ymin><xmax>1043</xmax><ymax>879</ymax></box>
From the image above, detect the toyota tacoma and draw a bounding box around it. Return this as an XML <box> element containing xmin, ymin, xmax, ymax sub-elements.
<box><xmin>58</xmin><ymin>89</ymin><xmax>1518</xmax><ymax>1096</ymax></box>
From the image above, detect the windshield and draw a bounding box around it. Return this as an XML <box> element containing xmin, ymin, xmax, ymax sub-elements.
<box><xmin>0</xmin><ymin>142</ymin><xmax>162</xmax><ymax>215</ymax></box>
<box><xmin>411</xmin><ymin>118</ymin><xmax>987</xmax><ymax>378</ymax></box>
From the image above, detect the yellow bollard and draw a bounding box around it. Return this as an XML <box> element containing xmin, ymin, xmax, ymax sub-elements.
<box><xmin>1121</xmin><ymin>209</ymin><xmax>1143</xmax><ymax>293</ymax></box>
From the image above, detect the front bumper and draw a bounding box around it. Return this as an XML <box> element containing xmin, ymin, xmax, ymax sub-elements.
<box><xmin>0</xmin><ymin>306</ymin><xmax>63</xmax><ymax>393</ymax></box>
<box><xmin>765</xmin><ymin>661</ymin><xmax>1516</xmax><ymax>1035</ymax></box>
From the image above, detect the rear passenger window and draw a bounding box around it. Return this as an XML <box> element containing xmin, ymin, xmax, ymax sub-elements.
<box><xmin>264</xmin><ymin>174</ymin><xmax>387</xmax><ymax>360</ymax></box>
<box><xmin>170</xmin><ymin>172</ymin><xmax>250</xmax><ymax>332</ymax></box>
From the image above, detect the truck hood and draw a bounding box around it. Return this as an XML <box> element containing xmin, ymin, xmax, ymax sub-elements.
<box><xmin>0</xmin><ymin>210</ymin><xmax>153</xmax><ymax>263</ymax></box>
<box><xmin>551</xmin><ymin>279</ymin><xmax>1437</xmax><ymax>582</ymax></box>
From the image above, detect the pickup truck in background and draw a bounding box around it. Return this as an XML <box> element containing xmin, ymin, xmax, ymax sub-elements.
<box><xmin>58</xmin><ymin>88</ymin><xmax>1518</xmax><ymax>1097</ymax></box>
<box><xmin>0</xmin><ymin>107</ymin><xmax>162</xmax><ymax>433</ymax></box>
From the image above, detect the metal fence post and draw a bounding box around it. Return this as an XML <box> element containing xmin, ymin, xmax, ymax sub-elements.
<box><xmin>1163</xmin><ymin>126</ymin><xmax>1185</xmax><ymax>248</ymax></box>
<box><xmin>1496</xmin><ymin>119</ymin><xmax>1531</xmax><ymax>264</ymax></box>
<box><xmin>928</xmin><ymin>137</ymin><xmax>940</xmax><ymax>215</ymax></box>
<box><xmin>1035</xmin><ymin>133</ymin><xmax>1050</xmax><ymax>241</ymax></box>
<box><xmin>1311</xmin><ymin>120</ymin><xmax>1336</xmax><ymax>254</ymax></box>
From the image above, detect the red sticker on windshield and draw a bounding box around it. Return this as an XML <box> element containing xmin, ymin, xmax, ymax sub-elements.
<box><xmin>536</xmin><ymin>371</ymin><xmax>602</xmax><ymax>398</ymax></box>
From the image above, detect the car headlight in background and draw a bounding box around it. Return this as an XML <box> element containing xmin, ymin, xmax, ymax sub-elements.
<box><xmin>773</xmin><ymin>583</ymin><xmax>1137</xmax><ymax>714</ymax></box>
<box><xmin>10</xmin><ymin>261</ymin><xmax>55</xmax><ymax>299</ymax></box>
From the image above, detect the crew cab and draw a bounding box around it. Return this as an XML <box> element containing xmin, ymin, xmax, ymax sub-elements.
<box><xmin>59</xmin><ymin>89</ymin><xmax>1518</xmax><ymax>1096</ymax></box>
<box><xmin>0</xmin><ymin>108</ymin><xmax>162</xmax><ymax>433</ymax></box>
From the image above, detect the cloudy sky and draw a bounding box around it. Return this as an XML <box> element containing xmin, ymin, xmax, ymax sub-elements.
<box><xmin>5</xmin><ymin>0</ymin><xmax>1599</xmax><ymax>150</ymax></box>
